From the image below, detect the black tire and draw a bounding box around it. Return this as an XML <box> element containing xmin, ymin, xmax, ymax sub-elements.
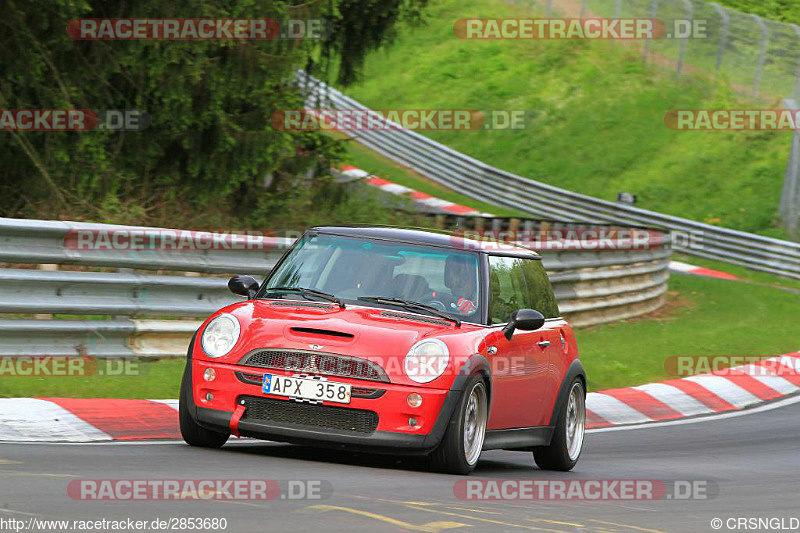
<box><xmin>179</xmin><ymin>372</ymin><xmax>229</xmax><ymax>448</ymax></box>
<box><xmin>533</xmin><ymin>378</ymin><xmax>585</xmax><ymax>471</ymax></box>
<box><xmin>430</xmin><ymin>375</ymin><xmax>488</xmax><ymax>475</ymax></box>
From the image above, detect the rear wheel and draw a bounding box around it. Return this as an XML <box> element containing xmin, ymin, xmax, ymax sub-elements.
<box><xmin>533</xmin><ymin>378</ymin><xmax>585</xmax><ymax>471</ymax></box>
<box><xmin>179</xmin><ymin>372</ymin><xmax>229</xmax><ymax>448</ymax></box>
<box><xmin>430</xmin><ymin>376</ymin><xmax>488</xmax><ymax>475</ymax></box>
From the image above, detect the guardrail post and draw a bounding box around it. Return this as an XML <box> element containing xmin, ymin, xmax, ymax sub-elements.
<box><xmin>780</xmin><ymin>99</ymin><xmax>800</xmax><ymax>237</ymax></box>
<box><xmin>546</xmin><ymin>0</ymin><xmax>552</xmax><ymax>17</ymax></box>
<box><xmin>34</xmin><ymin>264</ymin><xmax>59</xmax><ymax>319</ymax></box>
<box><xmin>751</xmin><ymin>15</ymin><xmax>769</xmax><ymax>99</ymax></box>
<box><xmin>710</xmin><ymin>3</ymin><xmax>729</xmax><ymax>71</ymax></box>
<box><xmin>676</xmin><ymin>0</ymin><xmax>693</xmax><ymax>76</ymax></box>
<box><xmin>540</xmin><ymin>220</ymin><xmax>551</xmax><ymax>242</ymax></box>
<box><xmin>643</xmin><ymin>0</ymin><xmax>661</xmax><ymax>62</ymax></box>
<box><xmin>580</xmin><ymin>0</ymin><xmax>588</xmax><ymax>19</ymax></box>
<box><xmin>614</xmin><ymin>0</ymin><xmax>621</xmax><ymax>20</ymax></box>
<box><xmin>793</xmin><ymin>25</ymin><xmax>800</xmax><ymax>100</ymax></box>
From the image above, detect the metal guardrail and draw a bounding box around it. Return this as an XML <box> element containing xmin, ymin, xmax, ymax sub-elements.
<box><xmin>0</xmin><ymin>319</ymin><xmax>200</xmax><ymax>358</ymax></box>
<box><xmin>299</xmin><ymin>71</ymin><xmax>800</xmax><ymax>281</ymax></box>
<box><xmin>0</xmin><ymin>216</ymin><xmax>671</xmax><ymax>356</ymax></box>
<box><xmin>0</xmin><ymin>218</ymin><xmax>293</xmax><ymax>274</ymax></box>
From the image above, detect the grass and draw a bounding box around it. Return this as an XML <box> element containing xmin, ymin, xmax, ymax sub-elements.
<box><xmin>576</xmin><ymin>273</ymin><xmax>800</xmax><ymax>391</ymax></box>
<box><xmin>335</xmin><ymin>0</ymin><xmax>795</xmax><ymax>240</ymax></box>
<box><xmin>3</xmin><ymin>270</ymin><xmax>797</xmax><ymax>398</ymax></box>
<box><xmin>1</xmin><ymin>359</ymin><xmax>185</xmax><ymax>399</ymax></box>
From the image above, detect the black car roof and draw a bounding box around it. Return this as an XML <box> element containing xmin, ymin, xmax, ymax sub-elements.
<box><xmin>310</xmin><ymin>225</ymin><xmax>541</xmax><ymax>259</ymax></box>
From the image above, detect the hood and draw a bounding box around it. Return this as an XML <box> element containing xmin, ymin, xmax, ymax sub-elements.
<box><xmin>206</xmin><ymin>298</ymin><xmax>487</xmax><ymax>387</ymax></box>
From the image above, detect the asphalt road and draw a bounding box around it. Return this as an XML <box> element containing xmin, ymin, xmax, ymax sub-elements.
<box><xmin>1</xmin><ymin>399</ymin><xmax>799</xmax><ymax>533</ymax></box>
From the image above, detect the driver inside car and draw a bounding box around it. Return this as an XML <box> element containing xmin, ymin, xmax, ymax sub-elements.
<box><xmin>444</xmin><ymin>255</ymin><xmax>478</xmax><ymax>316</ymax></box>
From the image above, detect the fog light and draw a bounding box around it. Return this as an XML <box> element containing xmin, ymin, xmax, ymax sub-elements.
<box><xmin>407</xmin><ymin>393</ymin><xmax>423</xmax><ymax>408</ymax></box>
<box><xmin>204</xmin><ymin>392</ymin><xmax>213</xmax><ymax>402</ymax></box>
<box><xmin>203</xmin><ymin>368</ymin><xmax>216</xmax><ymax>382</ymax></box>
<box><xmin>409</xmin><ymin>417</ymin><xmax>418</xmax><ymax>427</ymax></box>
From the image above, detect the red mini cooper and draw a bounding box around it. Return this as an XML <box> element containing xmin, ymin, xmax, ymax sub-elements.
<box><xmin>180</xmin><ymin>226</ymin><xmax>586</xmax><ymax>474</ymax></box>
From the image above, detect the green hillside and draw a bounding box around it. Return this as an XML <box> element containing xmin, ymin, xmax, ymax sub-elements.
<box><xmin>716</xmin><ymin>0</ymin><xmax>800</xmax><ymax>24</ymax></box>
<box><xmin>336</xmin><ymin>0</ymin><xmax>793</xmax><ymax>240</ymax></box>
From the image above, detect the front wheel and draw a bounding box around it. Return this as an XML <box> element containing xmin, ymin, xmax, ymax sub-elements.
<box><xmin>533</xmin><ymin>378</ymin><xmax>585</xmax><ymax>471</ymax></box>
<box><xmin>179</xmin><ymin>371</ymin><xmax>229</xmax><ymax>448</ymax></box>
<box><xmin>430</xmin><ymin>376</ymin><xmax>488</xmax><ymax>475</ymax></box>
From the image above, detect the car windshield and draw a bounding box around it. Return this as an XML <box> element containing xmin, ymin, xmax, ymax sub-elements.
<box><xmin>263</xmin><ymin>233</ymin><xmax>483</xmax><ymax>321</ymax></box>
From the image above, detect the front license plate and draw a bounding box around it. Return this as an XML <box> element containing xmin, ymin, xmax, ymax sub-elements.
<box><xmin>263</xmin><ymin>374</ymin><xmax>351</xmax><ymax>404</ymax></box>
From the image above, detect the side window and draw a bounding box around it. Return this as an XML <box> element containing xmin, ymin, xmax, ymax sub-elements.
<box><xmin>488</xmin><ymin>256</ymin><xmax>527</xmax><ymax>324</ymax></box>
<box><xmin>520</xmin><ymin>259</ymin><xmax>560</xmax><ymax>319</ymax></box>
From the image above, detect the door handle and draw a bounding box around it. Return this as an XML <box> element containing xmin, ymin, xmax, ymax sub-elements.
<box><xmin>537</xmin><ymin>341</ymin><xmax>551</xmax><ymax>348</ymax></box>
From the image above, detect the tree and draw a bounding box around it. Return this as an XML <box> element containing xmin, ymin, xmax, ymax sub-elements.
<box><xmin>0</xmin><ymin>0</ymin><xmax>427</xmax><ymax>225</ymax></box>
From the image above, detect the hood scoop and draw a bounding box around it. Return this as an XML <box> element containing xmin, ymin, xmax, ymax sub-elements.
<box><xmin>290</xmin><ymin>327</ymin><xmax>355</xmax><ymax>339</ymax></box>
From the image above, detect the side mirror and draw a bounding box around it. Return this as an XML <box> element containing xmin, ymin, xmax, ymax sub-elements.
<box><xmin>228</xmin><ymin>275</ymin><xmax>259</xmax><ymax>299</ymax></box>
<box><xmin>501</xmin><ymin>309</ymin><xmax>545</xmax><ymax>340</ymax></box>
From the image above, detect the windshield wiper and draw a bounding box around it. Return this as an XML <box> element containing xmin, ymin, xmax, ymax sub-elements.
<box><xmin>265</xmin><ymin>286</ymin><xmax>345</xmax><ymax>309</ymax></box>
<box><xmin>358</xmin><ymin>296</ymin><xmax>460</xmax><ymax>326</ymax></box>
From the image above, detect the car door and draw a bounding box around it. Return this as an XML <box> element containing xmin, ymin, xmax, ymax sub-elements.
<box><xmin>519</xmin><ymin>257</ymin><xmax>563</xmax><ymax>423</ymax></box>
<box><xmin>485</xmin><ymin>255</ymin><xmax>557</xmax><ymax>430</ymax></box>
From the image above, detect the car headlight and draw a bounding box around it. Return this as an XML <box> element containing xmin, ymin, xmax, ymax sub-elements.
<box><xmin>201</xmin><ymin>313</ymin><xmax>240</xmax><ymax>358</ymax></box>
<box><xmin>404</xmin><ymin>339</ymin><xmax>449</xmax><ymax>383</ymax></box>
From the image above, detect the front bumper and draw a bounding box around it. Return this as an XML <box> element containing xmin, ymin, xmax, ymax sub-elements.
<box><xmin>187</xmin><ymin>358</ymin><xmax>462</xmax><ymax>455</ymax></box>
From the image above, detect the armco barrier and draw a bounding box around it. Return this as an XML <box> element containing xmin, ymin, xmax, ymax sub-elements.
<box><xmin>0</xmin><ymin>216</ymin><xmax>671</xmax><ymax>356</ymax></box>
<box><xmin>298</xmin><ymin>71</ymin><xmax>800</xmax><ymax>281</ymax></box>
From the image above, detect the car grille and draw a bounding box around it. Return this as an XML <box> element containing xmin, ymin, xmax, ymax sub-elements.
<box><xmin>238</xmin><ymin>349</ymin><xmax>389</xmax><ymax>382</ymax></box>
<box><xmin>240</xmin><ymin>396</ymin><xmax>379</xmax><ymax>434</ymax></box>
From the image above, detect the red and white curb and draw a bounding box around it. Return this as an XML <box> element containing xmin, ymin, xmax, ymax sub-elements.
<box><xmin>586</xmin><ymin>352</ymin><xmax>800</xmax><ymax>428</ymax></box>
<box><xmin>668</xmin><ymin>260</ymin><xmax>738</xmax><ymax>281</ymax></box>
<box><xmin>0</xmin><ymin>398</ymin><xmax>179</xmax><ymax>442</ymax></box>
<box><xmin>1</xmin><ymin>353</ymin><xmax>797</xmax><ymax>442</ymax></box>
<box><xmin>340</xmin><ymin>165</ymin><xmax>493</xmax><ymax>217</ymax></box>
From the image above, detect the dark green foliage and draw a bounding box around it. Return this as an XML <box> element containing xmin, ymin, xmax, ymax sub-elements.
<box><xmin>0</xmin><ymin>0</ymin><xmax>425</xmax><ymax>227</ymax></box>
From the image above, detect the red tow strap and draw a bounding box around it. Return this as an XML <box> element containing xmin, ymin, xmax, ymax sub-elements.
<box><xmin>230</xmin><ymin>403</ymin><xmax>246</xmax><ymax>437</ymax></box>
